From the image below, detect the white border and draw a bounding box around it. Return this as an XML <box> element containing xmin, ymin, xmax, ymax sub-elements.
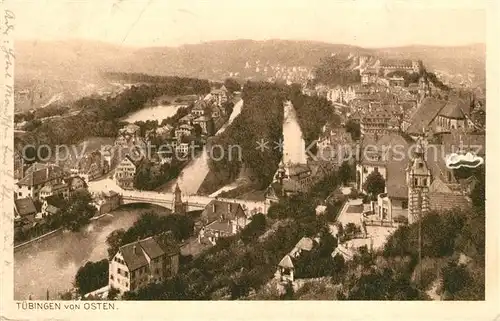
<box><xmin>1</xmin><ymin>1</ymin><xmax>498</xmax><ymax>320</ymax></box>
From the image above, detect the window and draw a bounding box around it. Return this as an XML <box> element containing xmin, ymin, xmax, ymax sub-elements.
<box><xmin>414</xmin><ymin>178</ymin><xmax>418</xmax><ymax>186</ymax></box>
<box><xmin>402</xmin><ymin>200</ymin><xmax>408</xmax><ymax>209</ymax></box>
<box><xmin>422</xmin><ymin>179</ymin><xmax>427</xmax><ymax>186</ymax></box>
<box><xmin>18</xmin><ymin>192</ymin><xmax>22</xmax><ymax>197</ymax></box>
<box><xmin>117</xmin><ymin>268</ymin><xmax>121</xmax><ymax>275</ymax></box>
<box><xmin>124</xmin><ymin>271</ymin><xmax>129</xmax><ymax>278</ymax></box>
<box><xmin>125</xmin><ymin>282</ymin><xmax>129</xmax><ymax>287</ymax></box>
<box><xmin>110</xmin><ymin>275</ymin><xmax>114</xmax><ymax>280</ymax></box>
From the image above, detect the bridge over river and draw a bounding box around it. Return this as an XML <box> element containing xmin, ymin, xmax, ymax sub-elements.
<box><xmin>121</xmin><ymin>189</ymin><xmax>269</xmax><ymax>215</ymax></box>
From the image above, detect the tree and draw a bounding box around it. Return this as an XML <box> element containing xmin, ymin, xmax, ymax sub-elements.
<box><xmin>363</xmin><ymin>170</ymin><xmax>385</xmax><ymax>199</ymax></box>
<box><xmin>224</xmin><ymin>78</ymin><xmax>241</xmax><ymax>93</ymax></box>
<box><xmin>345</xmin><ymin>119</ymin><xmax>361</xmax><ymax>141</ymax></box>
<box><xmin>108</xmin><ymin>287</ymin><xmax>120</xmax><ymax>300</ymax></box>
<box><xmin>441</xmin><ymin>261</ymin><xmax>470</xmax><ymax>298</ymax></box>
<box><xmin>240</xmin><ymin>214</ymin><xmax>267</xmax><ymax>244</ymax></box>
<box><xmin>60</xmin><ymin>189</ymin><xmax>97</xmax><ymax>231</ymax></box>
<box><xmin>75</xmin><ymin>259</ymin><xmax>109</xmax><ymax>295</ymax></box>
<box><xmin>470</xmin><ymin>176</ymin><xmax>485</xmax><ymax>210</ymax></box>
<box><xmin>106</xmin><ymin>229</ymin><xmax>126</xmax><ymax>259</ymax></box>
<box><xmin>281</xmin><ymin>280</ymin><xmax>295</xmax><ymax>300</ymax></box>
<box><xmin>338</xmin><ymin>161</ymin><xmax>352</xmax><ymax>186</ymax></box>
<box><xmin>345</xmin><ymin>223</ymin><xmax>358</xmax><ymax>237</ymax></box>
<box><xmin>192</xmin><ymin>123</ymin><xmax>203</xmax><ymax>137</ymax></box>
<box><xmin>134</xmin><ymin>162</ymin><xmax>152</xmax><ymax>190</ymax></box>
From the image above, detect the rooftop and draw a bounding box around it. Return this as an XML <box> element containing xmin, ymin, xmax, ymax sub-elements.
<box><xmin>18</xmin><ymin>163</ymin><xmax>65</xmax><ymax>187</ymax></box>
<box><xmin>119</xmin><ymin>233</ymin><xmax>179</xmax><ymax>272</ymax></box>
<box><xmin>406</xmin><ymin>97</ymin><xmax>447</xmax><ymax>135</ymax></box>
<box><xmin>15</xmin><ymin>197</ymin><xmax>37</xmax><ymax>217</ymax></box>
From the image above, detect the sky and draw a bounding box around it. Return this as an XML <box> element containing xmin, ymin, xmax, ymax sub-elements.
<box><xmin>10</xmin><ymin>0</ymin><xmax>487</xmax><ymax>48</ymax></box>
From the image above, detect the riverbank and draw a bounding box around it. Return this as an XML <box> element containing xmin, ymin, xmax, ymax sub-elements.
<box><xmin>14</xmin><ymin>210</ymin><xmax>118</xmax><ymax>252</ymax></box>
<box><xmin>14</xmin><ymin>228</ymin><xmax>63</xmax><ymax>252</ymax></box>
<box><xmin>14</xmin><ymin>205</ymin><xmax>169</xmax><ymax>300</ymax></box>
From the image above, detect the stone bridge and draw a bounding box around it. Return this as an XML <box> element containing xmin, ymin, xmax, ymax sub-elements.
<box><xmin>120</xmin><ymin>190</ymin><xmax>269</xmax><ymax>215</ymax></box>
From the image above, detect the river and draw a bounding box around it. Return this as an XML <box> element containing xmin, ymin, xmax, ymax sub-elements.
<box><xmin>14</xmin><ymin>206</ymin><xmax>169</xmax><ymax>300</ymax></box>
<box><xmin>162</xmin><ymin>99</ymin><xmax>245</xmax><ymax>195</ymax></box>
<box><xmin>282</xmin><ymin>100</ymin><xmax>307</xmax><ymax>165</ymax></box>
<box><xmin>122</xmin><ymin>104</ymin><xmax>184</xmax><ymax>123</ymax></box>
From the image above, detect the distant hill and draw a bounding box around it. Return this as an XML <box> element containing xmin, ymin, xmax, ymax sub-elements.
<box><xmin>15</xmin><ymin>39</ymin><xmax>485</xmax><ymax>110</ymax></box>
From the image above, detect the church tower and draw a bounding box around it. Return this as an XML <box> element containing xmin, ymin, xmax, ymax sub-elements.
<box><xmin>173</xmin><ymin>183</ymin><xmax>186</xmax><ymax>215</ymax></box>
<box><xmin>406</xmin><ymin>137</ymin><xmax>431</xmax><ymax>224</ymax></box>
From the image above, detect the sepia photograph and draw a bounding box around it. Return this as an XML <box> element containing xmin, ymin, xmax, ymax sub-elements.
<box><xmin>1</xmin><ymin>0</ymin><xmax>495</xmax><ymax>312</ymax></box>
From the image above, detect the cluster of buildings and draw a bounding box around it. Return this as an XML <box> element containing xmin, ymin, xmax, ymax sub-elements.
<box><xmin>107</xmin><ymin>184</ymin><xmax>257</xmax><ymax>296</ymax></box>
<box><xmin>112</xmin><ymin>85</ymin><xmax>233</xmax><ymax>190</ymax></box>
<box><xmin>265</xmin><ymin>57</ymin><xmax>485</xmax><ymax>289</ymax></box>
<box><xmin>355</xmin><ymin>130</ymin><xmax>484</xmax><ymax>225</ymax></box>
<box><xmin>238</xmin><ymin>60</ymin><xmax>314</xmax><ymax>85</ymax></box>
<box><xmin>13</xmin><ymin>161</ymin><xmax>90</xmax><ymax>242</ymax></box>
<box><xmin>13</xmin><ymin>158</ymin><xmax>124</xmax><ymax>243</ymax></box>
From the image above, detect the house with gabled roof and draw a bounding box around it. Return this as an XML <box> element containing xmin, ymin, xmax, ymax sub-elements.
<box><xmin>275</xmin><ymin>236</ymin><xmax>319</xmax><ymax>283</ymax></box>
<box><xmin>114</xmin><ymin>155</ymin><xmax>141</xmax><ymax>190</ymax></box>
<box><xmin>404</xmin><ymin>97</ymin><xmax>447</xmax><ymax>138</ymax></box>
<box><xmin>210</xmin><ymin>85</ymin><xmax>229</xmax><ymax>106</ymax></box>
<box><xmin>41</xmin><ymin>194</ymin><xmax>67</xmax><ymax>218</ymax></box>
<box><xmin>356</xmin><ymin>132</ymin><xmax>412</xmax><ymax>222</ymax></box>
<box><xmin>15</xmin><ymin>162</ymin><xmax>67</xmax><ymax>201</ymax></box>
<box><xmin>432</xmin><ymin>96</ymin><xmax>475</xmax><ymax>132</ymax></box>
<box><xmin>14</xmin><ymin>197</ymin><xmax>38</xmax><ymax>221</ymax></box>
<box><xmin>109</xmin><ymin>232</ymin><xmax>180</xmax><ymax>294</ymax></box>
<box><xmin>191</xmin><ymin>99</ymin><xmax>208</xmax><ymax>117</ymax></box>
<box><xmin>198</xmin><ymin>200</ymin><xmax>249</xmax><ymax>245</ymax></box>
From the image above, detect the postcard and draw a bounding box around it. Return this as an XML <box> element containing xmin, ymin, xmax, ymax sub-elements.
<box><xmin>1</xmin><ymin>0</ymin><xmax>498</xmax><ymax>320</ymax></box>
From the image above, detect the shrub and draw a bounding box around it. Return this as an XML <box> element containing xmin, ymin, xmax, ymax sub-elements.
<box><xmin>393</xmin><ymin>215</ymin><xmax>408</xmax><ymax>225</ymax></box>
<box><xmin>348</xmin><ymin>189</ymin><xmax>359</xmax><ymax>199</ymax></box>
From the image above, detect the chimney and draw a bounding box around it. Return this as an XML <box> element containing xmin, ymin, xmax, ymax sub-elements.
<box><xmin>228</xmin><ymin>203</ymin><xmax>231</xmax><ymax>212</ymax></box>
<box><xmin>133</xmin><ymin>245</ymin><xmax>138</xmax><ymax>255</ymax></box>
<box><xmin>212</xmin><ymin>202</ymin><xmax>216</xmax><ymax>213</ymax></box>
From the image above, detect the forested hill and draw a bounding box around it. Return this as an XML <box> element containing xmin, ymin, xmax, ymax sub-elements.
<box><xmin>16</xmin><ymin>40</ymin><xmax>485</xmax><ymax>104</ymax></box>
<box><xmin>204</xmin><ymin>81</ymin><xmax>340</xmax><ymax>192</ymax></box>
